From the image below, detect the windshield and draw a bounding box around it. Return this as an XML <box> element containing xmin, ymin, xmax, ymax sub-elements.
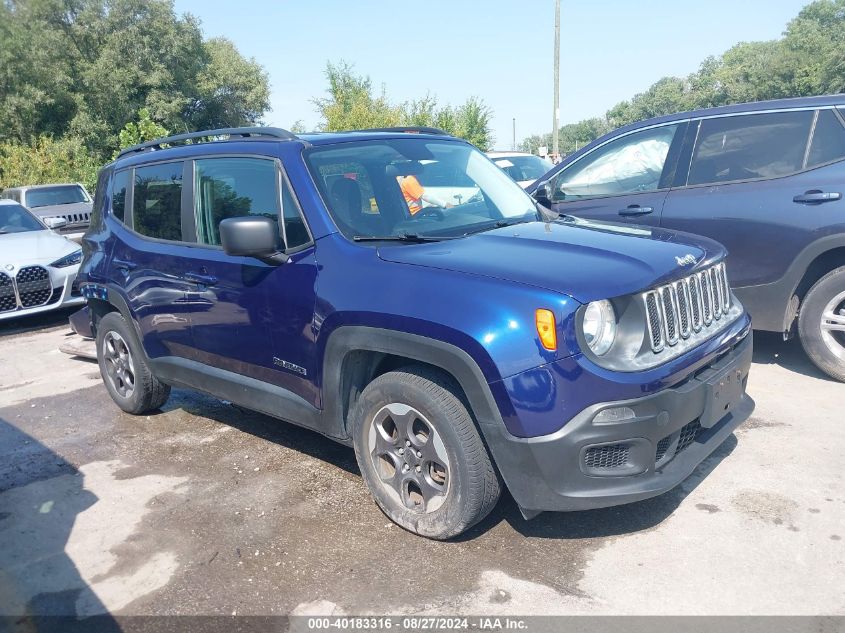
<box><xmin>491</xmin><ymin>155</ymin><xmax>554</xmax><ymax>182</ymax></box>
<box><xmin>306</xmin><ymin>139</ymin><xmax>538</xmax><ymax>240</ymax></box>
<box><xmin>0</xmin><ymin>203</ymin><xmax>45</xmax><ymax>234</ymax></box>
<box><xmin>25</xmin><ymin>185</ymin><xmax>89</xmax><ymax>208</ymax></box>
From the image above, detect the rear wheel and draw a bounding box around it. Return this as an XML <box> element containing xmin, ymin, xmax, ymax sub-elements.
<box><xmin>350</xmin><ymin>366</ymin><xmax>500</xmax><ymax>540</ymax></box>
<box><xmin>798</xmin><ymin>266</ymin><xmax>845</xmax><ymax>382</ymax></box>
<box><xmin>96</xmin><ymin>312</ymin><xmax>171</xmax><ymax>413</ymax></box>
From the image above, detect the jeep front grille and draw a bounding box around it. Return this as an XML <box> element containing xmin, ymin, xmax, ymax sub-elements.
<box><xmin>642</xmin><ymin>263</ymin><xmax>731</xmax><ymax>354</ymax></box>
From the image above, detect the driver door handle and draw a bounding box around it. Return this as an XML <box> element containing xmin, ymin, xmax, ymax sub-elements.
<box><xmin>618</xmin><ymin>205</ymin><xmax>654</xmax><ymax>217</ymax></box>
<box><xmin>793</xmin><ymin>190</ymin><xmax>841</xmax><ymax>204</ymax></box>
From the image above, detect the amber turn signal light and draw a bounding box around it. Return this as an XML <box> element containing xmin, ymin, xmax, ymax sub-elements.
<box><xmin>535</xmin><ymin>309</ymin><xmax>557</xmax><ymax>351</ymax></box>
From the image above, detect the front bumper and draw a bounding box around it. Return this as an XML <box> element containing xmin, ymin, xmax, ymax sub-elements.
<box><xmin>483</xmin><ymin>331</ymin><xmax>753</xmax><ymax>514</ymax></box>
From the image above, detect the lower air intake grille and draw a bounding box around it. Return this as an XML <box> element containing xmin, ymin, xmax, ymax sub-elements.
<box><xmin>676</xmin><ymin>420</ymin><xmax>702</xmax><ymax>454</ymax></box>
<box><xmin>584</xmin><ymin>443</ymin><xmax>630</xmax><ymax>469</ymax></box>
<box><xmin>655</xmin><ymin>435</ymin><xmax>672</xmax><ymax>462</ymax></box>
<box><xmin>16</xmin><ymin>266</ymin><xmax>52</xmax><ymax>307</ymax></box>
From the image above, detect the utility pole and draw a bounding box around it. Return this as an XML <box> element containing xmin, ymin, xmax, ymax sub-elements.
<box><xmin>512</xmin><ymin>117</ymin><xmax>516</xmax><ymax>151</ymax></box>
<box><xmin>552</xmin><ymin>0</ymin><xmax>560</xmax><ymax>158</ymax></box>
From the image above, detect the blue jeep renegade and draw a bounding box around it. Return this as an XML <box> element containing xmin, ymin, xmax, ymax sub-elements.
<box><xmin>74</xmin><ymin>126</ymin><xmax>754</xmax><ymax>539</ymax></box>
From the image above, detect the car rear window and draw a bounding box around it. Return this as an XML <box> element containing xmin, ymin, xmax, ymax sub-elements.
<box><xmin>688</xmin><ymin>111</ymin><xmax>813</xmax><ymax>186</ymax></box>
<box><xmin>133</xmin><ymin>162</ymin><xmax>184</xmax><ymax>241</ymax></box>
<box><xmin>25</xmin><ymin>185</ymin><xmax>89</xmax><ymax>208</ymax></box>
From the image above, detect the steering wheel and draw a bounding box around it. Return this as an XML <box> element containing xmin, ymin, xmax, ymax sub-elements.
<box><xmin>414</xmin><ymin>206</ymin><xmax>446</xmax><ymax>221</ymax></box>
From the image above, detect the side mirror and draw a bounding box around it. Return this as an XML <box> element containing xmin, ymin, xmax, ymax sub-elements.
<box><xmin>44</xmin><ymin>217</ymin><xmax>68</xmax><ymax>229</ymax></box>
<box><xmin>533</xmin><ymin>182</ymin><xmax>553</xmax><ymax>208</ymax></box>
<box><xmin>219</xmin><ymin>216</ymin><xmax>289</xmax><ymax>265</ymax></box>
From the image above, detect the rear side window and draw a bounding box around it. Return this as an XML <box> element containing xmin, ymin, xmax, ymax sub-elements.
<box><xmin>111</xmin><ymin>170</ymin><xmax>130</xmax><ymax>223</ymax></box>
<box><xmin>688</xmin><ymin>111</ymin><xmax>813</xmax><ymax>186</ymax></box>
<box><xmin>194</xmin><ymin>157</ymin><xmax>280</xmax><ymax>247</ymax></box>
<box><xmin>133</xmin><ymin>162</ymin><xmax>184</xmax><ymax>241</ymax></box>
<box><xmin>807</xmin><ymin>109</ymin><xmax>845</xmax><ymax>169</ymax></box>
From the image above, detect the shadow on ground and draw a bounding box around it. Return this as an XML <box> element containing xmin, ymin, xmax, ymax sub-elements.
<box><xmin>0</xmin><ymin>418</ymin><xmax>120</xmax><ymax>631</ymax></box>
<box><xmin>0</xmin><ymin>307</ymin><xmax>78</xmax><ymax>338</ymax></box>
<box><xmin>751</xmin><ymin>330</ymin><xmax>833</xmax><ymax>381</ymax></box>
<box><xmin>155</xmin><ymin>386</ymin><xmax>738</xmax><ymax>542</ymax></box>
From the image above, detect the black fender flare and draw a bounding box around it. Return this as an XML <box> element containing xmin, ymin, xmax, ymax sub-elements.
<box><xmin>321</xmin><ymin>326</ymin><xmax>507</xmax><ymax>440</ymax></box>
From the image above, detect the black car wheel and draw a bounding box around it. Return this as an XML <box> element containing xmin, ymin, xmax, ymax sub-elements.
<box><xmin>351</xmin><ymin>366</ymin><xmax>501</xmax><ymax>540</ymax></box>
<box><xmin>96</xmin><ymin>312</ymin><xmax>171</xmax><ymax>413</ymax></box>
<box><xmin>798</xmin><ymin>266</ymin><xmax>845</xmax><ymax>382</ymax></box>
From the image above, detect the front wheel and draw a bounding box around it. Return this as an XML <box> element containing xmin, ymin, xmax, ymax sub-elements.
<box><xmin>350</xmin><ymin>366</ymin><xmax>501</xmax><ymax>540</ymax></box>
<box><xmin>798</xmin><ymin>266</ymin><xmax>845</xmax><ymax>382</ymax></box>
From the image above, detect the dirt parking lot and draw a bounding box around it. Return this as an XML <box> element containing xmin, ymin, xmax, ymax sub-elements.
<box><xmin>1</xmin><ymin>310</ymin><xmax>843</xmax><ymax>618</ymax></box>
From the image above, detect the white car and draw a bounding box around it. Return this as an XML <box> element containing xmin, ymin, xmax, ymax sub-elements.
<box><xmin>486</xmin><ymin>151</ymin><xmax>554</xmax><ymax>188</ymax></box>
<box><xmin>0</xmin><ymin>199</ymin><xmax>85</xmax><ymax>320</ymax></box>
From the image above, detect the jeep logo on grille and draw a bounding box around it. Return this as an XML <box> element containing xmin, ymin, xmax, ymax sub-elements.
<box><xmin>675</xmin><ymin>254</ymin><xmax>698</xmax><ymax>267</ymax></box>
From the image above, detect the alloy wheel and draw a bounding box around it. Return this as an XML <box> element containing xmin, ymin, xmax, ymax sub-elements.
<box><xmin>367</xmin><ymin>403</ymin><xmax>450</xmax><ymax>513</ymax></box>
<box><xmin>102</xmin><ymin>331</ymin><xmax>135</xmax><ymax>398</ymax></box>
<box><xmin>820</xmin><ymin>290</ymin><xmax>845</xmax><ymax>361</ymax></box>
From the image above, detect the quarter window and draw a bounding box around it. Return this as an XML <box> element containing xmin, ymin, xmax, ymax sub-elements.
<box><xmin>688</xmin><ymin>111</ymin><xmax>813</xmax><ymax>186</ymax></box>
<box><xmin>111</xmin><ymin>170</ymin><xmax>130</xmax><ymax>223</ymax></box>
<box><xmin>133</xmin><ymin>162</ymin><xmax>184</xmax><ymax>241</ymax></box>
<box><xmin>194</xmin><ymin>157</ymin><xmax>280</xmax><ymax>247</ymax></box>
<box><xmin>807</xmin><ymin>109</ymin><xmax>845</xmax><ymax>169</ymax></box>
<box><xmin>282</xmin><ymin>176</ymin><xmax>310</xmax><ymax>250</ymax></box>
<box><xmin>551</xmin><ymin>124</ymin><xmax>679</xmax><ymax>201</ymax></box>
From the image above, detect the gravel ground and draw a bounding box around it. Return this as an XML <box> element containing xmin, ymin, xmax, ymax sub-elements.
<box><xmin>0</xmin><ymin>312</ymin><xmax>843</xmax><ymax>618</ymax></box>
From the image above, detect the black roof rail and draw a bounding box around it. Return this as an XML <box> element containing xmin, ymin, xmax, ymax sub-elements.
<box><xmin>355</xmin><ymin>126</ymin><xmax>451</xmax><ymax>136</ymax></box>
<box><xmin>115</xmin><ymin>126</ymin><xmax>298</xmax><ymax>159</ymax></box>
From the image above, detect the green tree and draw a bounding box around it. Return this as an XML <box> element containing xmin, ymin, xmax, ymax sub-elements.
<box><xmin>0</xmin><ymin>136</ymin><xmax>100</xmax><ymax>191</ymax></box>
<box><xmin>313</xmin><ymin>62</ymin><xmax>494</xmax><ymax>149</ymax></box>
<box><xmin>114</xmin><ymin>108</ymin><xmax>169</xmax><ymax>157</ymax></box>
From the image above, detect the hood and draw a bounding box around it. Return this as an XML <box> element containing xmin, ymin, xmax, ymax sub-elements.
<box><xmin>0</xmin><ymin>230</ymin><xmax>79</xmax><ymax>266</ymax></box>
<box><xmin>377</xmin><ymin>218</ymin><xmax>726</xmax><ymax>303</ymax></box>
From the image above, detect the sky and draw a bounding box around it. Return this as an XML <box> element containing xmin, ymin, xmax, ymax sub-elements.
<box><xmin>172</xmin><ymin>0</ymin><xmax>810</xmax><ymax>149</ymax></box>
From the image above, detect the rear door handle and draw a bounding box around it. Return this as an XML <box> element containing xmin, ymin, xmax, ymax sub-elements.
<box><xmin>618</xmin><ymin>205</ymin><xmax>654</xmax><ymax>217</ymax></box>
<box><xmin>793</xmin><ymin>190</ymin><xmax>841</xmax><ymax>204</ymax></box>
<box><xmin>185</xmin><ymin>272</ymin><xmax>218</xmax><ymax>287</ymax></box>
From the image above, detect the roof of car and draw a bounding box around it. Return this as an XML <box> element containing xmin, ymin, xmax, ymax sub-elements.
<box><xmin>612</xmin><ymin>94</ymin><xmax>845</xmax><ymax>133</ymax></box>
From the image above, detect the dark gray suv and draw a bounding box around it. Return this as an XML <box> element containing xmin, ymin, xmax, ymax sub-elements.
<box><xmin>531</xmin><ymin>94</ymin><xmax>845</xmax><ymax>381</ymax></box>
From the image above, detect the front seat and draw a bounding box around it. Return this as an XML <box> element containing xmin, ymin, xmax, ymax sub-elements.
<box><xmin>329</xmin><ymin>177</ymin><xmax>383</xmax><ymax>235</ymax></box>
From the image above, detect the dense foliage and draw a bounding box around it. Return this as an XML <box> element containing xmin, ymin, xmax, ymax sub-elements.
<box><xmin>522</xmin><ymin>0</ymin><xmax>845</xmax><ymax>154</ymax></box>
<box><xmin>0</xmin><ymin>0</ymin><xmax>270</xmax><ymax>189</ymax></box>
<box><xmin>314</xmin><ymin>62</ymin><xmax>495</xmax><ymax>150</ymax></box>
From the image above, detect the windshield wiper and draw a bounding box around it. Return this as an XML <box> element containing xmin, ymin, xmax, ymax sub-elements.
<box><xmin>352</xmin><ymin>233</ymin><xmax>458</xmax><ymax>243</ymax></box>
<box><xmin>462</xmin><ymin>217</ymin><xmax>533</xmax><ymax>237</ymax></box>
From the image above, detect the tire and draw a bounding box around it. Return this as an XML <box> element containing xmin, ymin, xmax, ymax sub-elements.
<box><xmin>350</xmin><ymin>365</ymin><xmax>501</xmax><ymax>540</ymax></box>
<box><xmin>96</xmin><ymin>312</ymin><xmax>171</xmax><ymax>414</ymax></box>
<box><xmin>798</xmin><ymin>265</ymin><xmax>845</xmax><ymax>382</ymax></box>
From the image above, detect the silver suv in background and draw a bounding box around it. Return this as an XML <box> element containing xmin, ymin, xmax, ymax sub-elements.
<box><xmin>1</xmin><ymin>183</ymin><xmax>93</xmax><ymax>242</ymax></box>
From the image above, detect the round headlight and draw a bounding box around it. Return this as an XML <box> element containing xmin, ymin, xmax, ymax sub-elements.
<box><xmin>582</xmin><ymin>299</ymin><xmax>617</xmax><ymax>356</ymax></box>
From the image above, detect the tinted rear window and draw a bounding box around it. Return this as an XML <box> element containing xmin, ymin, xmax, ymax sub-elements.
<box><xmin>688</xmin><ymin>111</ymin><xmax>813</xmax><ymax>186</ymax></box>
<box><xmin>133</xmin><ymin>162</ymin><xmax>184</xmax><ymax>241</ymax></box>
<box><xmin>25</xmin><ymin>185</ymin><xmax>89</xmax><ymax>208</ymax></box>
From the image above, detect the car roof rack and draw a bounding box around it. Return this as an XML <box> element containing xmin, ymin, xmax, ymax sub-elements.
<box><xmin>115</xmin><ymin>127</ymin><xmax>298</xmax><ymax>159</ymax></box>
<box><xmin>355</xmin><ymin>126</ymin><xmax>451</xmax><ymax>136</ymax></box>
